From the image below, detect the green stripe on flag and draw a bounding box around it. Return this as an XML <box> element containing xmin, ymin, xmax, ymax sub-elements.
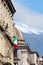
<box><xmin>13</xmin><ymin>36</ymin><xmax>18</xmax><ymax>42</ymax></box>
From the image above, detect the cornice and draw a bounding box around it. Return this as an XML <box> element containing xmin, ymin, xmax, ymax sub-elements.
<box><xmin>1</xmin><ymin>0</ymin><xmax>16</xmax><ymax>15</ymax></box>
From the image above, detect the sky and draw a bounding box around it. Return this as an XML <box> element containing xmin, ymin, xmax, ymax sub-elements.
<box><xmin>14</xmin><ymin>0</ymin><xmax>43</xmax><ymax>14</ymax></box>
<box><xmin>11</xmin><ymin>0</ymin><xmax>43</xmax><ymax>56</ymax></box>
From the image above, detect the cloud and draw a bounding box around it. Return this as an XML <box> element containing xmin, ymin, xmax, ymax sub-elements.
<box><xmin>12</xmin><ymin>0</ymin><xmax>43</xmax><ymax>35</ymax></box>
<box><xmin>15</xmin><ymin>21</ymin><xmax>31</xmax><ymax>33</ymax></box>
<box><xmin>14</xmin><ymin>21</ymin><xmax>41</xmax><ymax>35</ymax></box>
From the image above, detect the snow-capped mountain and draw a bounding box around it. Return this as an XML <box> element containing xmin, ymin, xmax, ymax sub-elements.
<box><xmin>15</xmin><ymin>21</ymin><xmax>43</xmax><ymax>35</ymax></box>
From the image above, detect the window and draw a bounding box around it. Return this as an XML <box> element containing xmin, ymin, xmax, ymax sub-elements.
<box><xmin>14</xmin><ymin>62</ymin><xmax>18</xmax><ymax>65</ymax></box>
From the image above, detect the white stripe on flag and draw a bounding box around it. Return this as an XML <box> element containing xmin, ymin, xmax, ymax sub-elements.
<box><xmin>14</xmin><ymin>40</ymin><xmax>17</xmax><ymax>45</ymax></box>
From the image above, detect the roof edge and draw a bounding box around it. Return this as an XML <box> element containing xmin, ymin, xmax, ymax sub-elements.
<box><xmin>2</xmin><ymin>0</ymin><xmax>16</xmax><ymax>15</ymax></box>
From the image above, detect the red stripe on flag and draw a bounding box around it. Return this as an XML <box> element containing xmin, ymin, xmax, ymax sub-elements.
<box><xmin>13</xmin><ymin>44</ymin><xmax>18</xmax><ymax>48</ymax></box>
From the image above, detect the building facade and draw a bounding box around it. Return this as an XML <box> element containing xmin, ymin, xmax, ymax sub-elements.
<box><xmin>38</xmin><ymin>57</ymin><xmax>43</xmax><ymax>65</ymax></box>
<box><xmin>0</xmin><ymin>0</ymin><xmax>16</xmax><ymax>65</ymax></box>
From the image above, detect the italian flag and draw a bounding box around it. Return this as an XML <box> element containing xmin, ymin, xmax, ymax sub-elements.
<box><xmin>13</xmin><ymin>36</ymin><xmax>18</xmax><ymax>49</ymax></box>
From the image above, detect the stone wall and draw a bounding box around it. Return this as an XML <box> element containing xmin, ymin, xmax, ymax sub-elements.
<box><xmin>0</xmin><ymin>31</ymin><xmax>14</xmax><ymax>65</ymax></box>
<box><xmin>0</xmin><ymin>1</ymin><xmax>15</xmax><ymax>65</ymax></box>
<box><xmin>0</xmin><ymin>0</ymin><xmax>15</xmax><ymax>41</ymax></box>
<box><xmin>21</xmin><ymin>50</ymin><xmax>30</xmax><ymax>65</ymax></box>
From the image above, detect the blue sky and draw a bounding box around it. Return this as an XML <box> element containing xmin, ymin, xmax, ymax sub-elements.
<box><xmin>14</xmin><ymin>0</ymin><xmax>43</xmax><ymax>14</ymax></box>
<box><xmin>12</xmin><ymin>0</ymin><xmax>43</xmax><ymax>56</ymax></box>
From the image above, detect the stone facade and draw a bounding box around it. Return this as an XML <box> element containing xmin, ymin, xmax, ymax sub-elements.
<box><xmin>0</xmin><ymin>0</ymin><xmax>15</xmax><ymax>41</ymax></box>
<box><xmin>0</xmin><ymin>29</ymin><xmax>14</xmax><ymax>65</ymax></box>
<box><xmin>0</xmin><ymin>0</ymin><xmax>16</xmax><ymax>65</ymax></box>
<box><xmin>30</xmin><ymin>52</ymin><xmax>39</xmax><ymax>65</ymax></box>
<box><xmin>38</xmin><ymin>57</ymin><xmax>43</xmax><ymax>65</ymax></box>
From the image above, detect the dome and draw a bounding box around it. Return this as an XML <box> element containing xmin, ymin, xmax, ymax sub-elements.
<box><xmin>14</xmin><ymin>27</ymin><xmax>23</xmax><ymax>38</ymax></box>
<box><xmin>14</xmin><ymin>26</ymin><xmax>25</xmax><ymax>44</ymax></box>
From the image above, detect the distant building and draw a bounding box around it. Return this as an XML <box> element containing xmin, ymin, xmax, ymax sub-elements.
<box><xmin>13</xmin><ymin>27</ymin><xmax>30</xmax><ymax>65</ymax></box>
<box><xmin>30</xmin><ymin>51</ymin><xmax>39</xmax><ymax>65</ymax></box>
<box><xmin>13</xmin><ymin>27</ymin><xmax>40</xmax><ymax>65</ymax></box>
<box><xmin>38</xmin><ymin>57</ymin><xmax>43</xmax><ymax>65</ymax></box>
